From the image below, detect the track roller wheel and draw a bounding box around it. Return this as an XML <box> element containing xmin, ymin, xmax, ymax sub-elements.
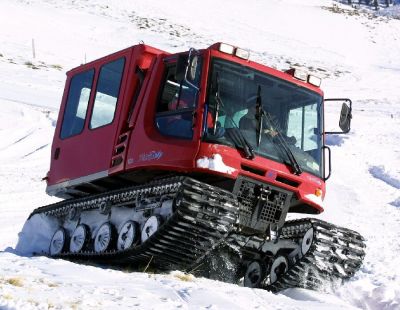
<box><xmin>68</xmin><ymin>207</ymin><xmax>80</xmax><ymax>221</ymax></box>
<box><xmin>301</xmin><ymin>228</ymin><xmax>314</xmax><ymax>255</ymax></box>
<box><xmin>70</xmin><ymin>224</ymin><xmax>90</xmax><ymax>253</ymax></box>
<box><xmin>141</xmin><ymin>215</ymin><xmax>161</xmax><ymax>242</ymax></box>
<box><xmin>244</xmin><ymin>261</ymin><xmax>267</xmax><ymax>288</ymax></box>
<box><xmin>49</xmin><ymin>228</ymin><xmax>67</xmax><ymax>256</ymax></box>
<box><xmin>117</xmin><ymin>220</ymin><xmax>139</xmax><ymax>251</ymax></box>
<box><xmin>94</xmin><ymin>222</ymin><xmax>115</xmax><ymax>253</ymax></box>
<box><xmin>270</xmin><ymin>255</ymin><xmax>288</xmax><ymax>284</ymax></box>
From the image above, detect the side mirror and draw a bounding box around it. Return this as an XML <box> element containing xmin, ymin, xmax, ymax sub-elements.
<box><xmin>175</xmin><ymin>54</ymin><xmax>188</xmax><ymax>83</ymax></box>
<box><xmin>324</xmin><ymin>98</ymin><xmax>352</xmax><ymax>135</ymax></box>
<box><xmin>188</xmin><ymin>55</ymin><xmax>199</xmax><ymax>81</ymax></box>
<box><xmin>175</xmin><ymin>49</ymin><xmax>200</xmax><ymax>88</ymax></box>
<box><xmin>339</xmin><ymin>102</ymin><xmax>352</xmax><ymax>133</ymax></box>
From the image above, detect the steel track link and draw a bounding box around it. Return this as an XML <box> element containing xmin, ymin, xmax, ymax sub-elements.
<box><xmin>29</xmin><ymin>177</ymin><xmax>239</xmax><ymax>270</ymax></box>
<box><xmin>267</xmin><ymin>218</ymin><xmax>366</xmax><ymax>292</ymax></box>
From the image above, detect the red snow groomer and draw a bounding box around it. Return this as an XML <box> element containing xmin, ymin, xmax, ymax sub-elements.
<box><xmin>29</xmin><ymin>43</ymin><xmax>365</xmax><ymax>291</ymax></box>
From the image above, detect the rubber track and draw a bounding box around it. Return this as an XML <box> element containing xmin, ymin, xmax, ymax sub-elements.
<box><xmin>267</xmin><ymin>218</ymin><xmax>366</xmax><ymax>292</ymax></box>
<box><xmin>29</xmin><ymin>178</ymin><xmax>365</xmax><ymax>291</ymax></box>
<box><xmin>30</xmin><ymin>177</ymin><xmax>239</xmax><ymax>270</ymax></box>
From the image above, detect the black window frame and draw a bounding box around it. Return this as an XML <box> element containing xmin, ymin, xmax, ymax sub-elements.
<box><xmin>59</xmin><ymin>69</ymin><xmax>95</xmax><ymax>140</ymax></box>
<box><xmin>204</xmin><ymin>57</ymin><xmax>324</xmax><ymax>178</ymax></box>
<box><xmin>154</xmin><ymin>59</ymin><xmax>200</xmax><ymax>140</ymax></box>
<box><xmin>89</xmin><ymin>57</ymin><xmax>126</xmax><ymax>130</ymax></box>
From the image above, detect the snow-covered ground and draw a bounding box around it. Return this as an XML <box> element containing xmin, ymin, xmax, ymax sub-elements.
<box><xmin>0</xmin><ymin>0</ymin><xmax>399</xmax><ymax>309</ymax></box>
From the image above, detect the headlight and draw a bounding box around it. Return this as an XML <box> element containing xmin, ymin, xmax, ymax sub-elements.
<box><xmin>218</xmin><ymin>43</ymin><xmax>235</xmax><ymax>55</ymax></box>
<box><xmin>293</xmin><ymin>69</ymin><xmax>308</xmax><ymax>81</ymax></box>
<box><xmin>308</xmin><ymin>75</ymin><xmax>322</xmax><ymax>87</ymax></box>
<box><xmin>235</xmin><ymin>48</ymin><xmax>250</xmax><ymax>60</ymax></box>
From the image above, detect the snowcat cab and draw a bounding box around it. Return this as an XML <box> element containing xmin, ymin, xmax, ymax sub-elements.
<box><xmin>47</xmin><ymin>43</ymin><xmax>351</xmax><ymax>214</ymax></box>
<box><xmin>26</xmin><ymin>43</ymin><xmax>363</xmax><ymax>292</ymax></box>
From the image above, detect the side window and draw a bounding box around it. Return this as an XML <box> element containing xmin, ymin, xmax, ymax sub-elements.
<box><xmin>60</xmin><ymin>69</ymin><xmax>94</xmax><ymax>139</ymax></box>
<box><xmin>287</xmin><ymin>103</ymin><xmax>318</xmax><ymax>151</ymax></box>
<box><xmin>155</xmin><ymin>62</ymin><xmax>199</xmax><ymax>139</ymax></box>
<box><xmin>302</xmin><ymin>104</ymin><xmax>319</xmax><ymax>151</ymax></box>
<box><xmin>90</xmin><ymin>58</ymin><xmax>125</xmax><ymax>129</ymax></box>
<box><xmin>287</xmin><ymin>106</ymin><xmax>302</xmax><ymax>148</ymax></box>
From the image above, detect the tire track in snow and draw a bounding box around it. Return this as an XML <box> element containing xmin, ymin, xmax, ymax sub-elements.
<box><xmin>11</xmin><ymin>131</ymin><xmax>35</xmax><ymax>145</ymax></box>
<box><xmin>0</xmin><ymin>130</ymin><xmax>35</xmax><ymax>152</ymax></box>
<box><xmin>22</xmin><ymin>144</ymin><xmax>49</xmax><ymax>158</ymax></box>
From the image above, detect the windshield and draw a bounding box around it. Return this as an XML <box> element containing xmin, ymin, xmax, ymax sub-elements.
<box><xmin>204</xmin><ymin>58</ymin><xmax>323</xmax><ymax>178</ymax></box>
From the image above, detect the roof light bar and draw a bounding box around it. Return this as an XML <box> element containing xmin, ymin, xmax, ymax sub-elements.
<box><xmin>235</xmin><ymin>48</ymin><xmax>250</xmax><ymax>60</ymax></box>
<box><xmin>219</xmin><ymin>43</ymin><xmax>235</xmax><ymax>55</ymax></box>
<box><xmin>285</xmin><ymin>68</ymin><xmax>322</xmax><ymax>87</ymax></box>
<box><xmin>293</xmin><ymin>69</ymin><xmax>308</xmax><ymax>81</ymax></box>
<box><xmin>308</xmin><ymin>75</ymin><xmax>322</xmax><ymax>87</ymax></box>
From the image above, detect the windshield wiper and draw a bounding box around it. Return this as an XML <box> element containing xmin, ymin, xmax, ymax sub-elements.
<box><xmin>255</xmin><ymin>86</ymin><xmax>263</xmax><ymax>147</ymax></box>
<box><xmin>212</xmin><ymin>75</ymin><xmax>255</xmax><ymax>159</ymax></box>
<box><xmin>255</xmin><ymin>85</ymin><xmax>303</xmax><ymax>175</ymax></box>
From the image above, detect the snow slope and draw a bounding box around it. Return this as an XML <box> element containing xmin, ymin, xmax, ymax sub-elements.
<box><xmin>0</xmin><ymin>0</ymin><xmax>399</xmax><ymax>309</ymax></box>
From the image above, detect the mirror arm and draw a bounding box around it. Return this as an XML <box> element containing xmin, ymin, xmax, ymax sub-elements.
<box><xmin>324</xmin><ymin>131</ymin><xmax>348</xmax><ymax>135</ymax></box>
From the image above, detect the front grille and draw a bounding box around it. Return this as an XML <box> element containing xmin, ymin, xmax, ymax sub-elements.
<box><xmin>233</xmin><ymin>177</ymin><xmax>292</xmax><ymax>233</ymax></box>
<box><xmin>235</xmin><ymin>181</ymin><xmax>257</xmax><ymax>227</ymax></box>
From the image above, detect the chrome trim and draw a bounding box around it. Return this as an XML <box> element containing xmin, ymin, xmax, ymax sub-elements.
<box><xmin>46</xmin><ymin>170</ymin><xmax>109</xmax><ymax>197</ymax></box>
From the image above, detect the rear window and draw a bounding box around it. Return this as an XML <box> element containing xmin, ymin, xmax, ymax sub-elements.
<box><xmin>90</xmin><ymin>58</ymin><xmax>125</xmax><ymax>129</ymax></box>
<box><xmin>60</xmin><ymin>69</ymin><xmax>94</xmax><ymax>139</ymax></box>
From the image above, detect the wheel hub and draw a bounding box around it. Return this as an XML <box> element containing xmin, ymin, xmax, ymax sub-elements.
<box><xmin>270</xmin><ymin>256</ymin><xmax>288</xmax><ymax>284</ymax></box>
<box><xmin>49</xmin><ymin>228</ymin><xmax>66</xmax><ymax>256</ymax></box>
<box><xmin>301</xmin><ymin>228</ymin><xmax>314</xmax><ymax>255</ymax></box>
<box><xmin>141</xmin><ymin>216</ymin><xmax>160</xmax><ymax>242</ymax></box>
<box><xmin>117</xmin><ymin>220</ymin><xmax>139</xmax><ymax>251</ymax></box>
<box><xmin>70</xmin><ymin>224</ymin><xmax>89</xmax><ymax>253</ymax></box>
<box><xmin>244</xmin><ymin>261</ymin><xmax>266</xmax><ymax>288</ymax></box>
<box><xmin>94</xmin><ymin>222</ymin><xmax>113</xmax><ymax>253</ymax></box>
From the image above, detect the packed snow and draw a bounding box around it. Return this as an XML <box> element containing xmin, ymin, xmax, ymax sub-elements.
<box><xmin>0</xmin><ymin>0</ymin><xmax>399</xmax><ymax>309</ymax></box>
<box><xmin>196</xmin><ymin>154</ymin><xmax>236</xmax><ymax>174</ymax></box>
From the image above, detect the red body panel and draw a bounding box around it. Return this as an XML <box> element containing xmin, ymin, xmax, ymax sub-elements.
<box><xmin>123</xmin><ymin>55</ymin><xmax>200</xmax><ymax>174</ymax></box>
<box><xmin>46</xmin><ymin>43</ymin><xmax>326</xmax><ymax>214</ymax></box>
<box><xmin>194</xmin><ymin>142</ymin><xmax>325</xmax><ymax>212</ymax></box>
<box><xmin>48</xmin><ymin>45</ymin><xmax>165</xmax><ymax>190</ymax></box>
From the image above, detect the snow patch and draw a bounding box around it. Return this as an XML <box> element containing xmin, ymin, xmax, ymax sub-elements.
<box><xmin>369</xmin><ymin>165</ymin><xmax>400</xmax><ymax>189</ymax></box>
<box><xmin>15</xmin><ymin>213</ymin><xmax>59</xmax><ymax>256</ymax></box>
<box><xmin>305</xmin><ymin>194</ymin><xmax>325</xmax><ymax>209</ymax></box>
<box><xmin>0</xmin><ymin>0</ymin><xmax>400</xmax><ymax>308</ymax></box>
<box><xmin>282</xmin><ymin>288</ymin><xmax>358</xmax><ymax>308</ymax></box>
<box><xmin>336</xmin><ymin>280</ymin><xmax>400</xmax><ymax>310</ymax></box>
<box><xmin>196</xmin><ymin>154</ymin><xmax>236</xmax><ymax>174</ymax></box>
<box><xmin>375</xmin><ymin>4</ymin><xmax>400</xmax><ymax>19</ymax></box>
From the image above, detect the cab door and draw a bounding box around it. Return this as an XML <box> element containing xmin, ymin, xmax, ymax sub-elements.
<box><xmin>125</xmin><ymin>54</ymin><xmax>203</xmax><ymax>172</ymax></box>
<box><xmin>48</xmin><ymin>51</ymin><xmax>129</xmax><ymax>194</ymax></box>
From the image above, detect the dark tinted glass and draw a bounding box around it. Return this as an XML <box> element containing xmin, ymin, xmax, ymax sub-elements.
<box><xmin>60</xmin><ymin>69</ymin><xmax>94</xmax><ymax>139</ymax></box>
<box><xmin>155</xmin><ymin>57</ymin><xmax>202</xmax><ymax>139</ymax></box>
<box><xmin>205</xmin><ymin>58</ymin><xmax>323</xmax><ymax>177</ymax></box>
